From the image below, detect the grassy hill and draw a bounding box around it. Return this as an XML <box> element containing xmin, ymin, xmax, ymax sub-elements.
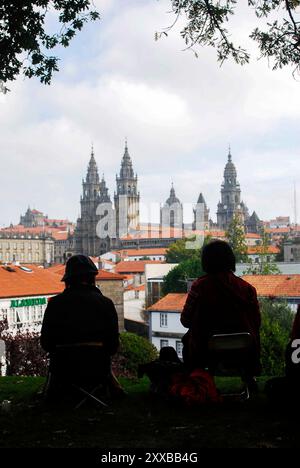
<box><xmin>0</xmin><ymin>376</ymin><xmax>299</xmax><ymax>448</ymax></box>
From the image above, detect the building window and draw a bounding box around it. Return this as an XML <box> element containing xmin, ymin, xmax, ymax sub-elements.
<box><xmin>160</xmin><ymin>339</ymin><xmax>169</xmax><ymax>349</ymax></box>
<box><xmin>160</xmin><ymin>313</ymin><xmax>168</xmax><ymax>328</ymax></box>
<box><xmin>170</xmin><ymin>210</ymin><xmax>175</xmax><ymax>228</ymax></box>
<box><xmin>176</xmin><ymin>341</ymin><xmax>183</xmax><ymax>358</ymax></box>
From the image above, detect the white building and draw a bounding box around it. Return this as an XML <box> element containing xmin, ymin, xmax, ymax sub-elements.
<box><xmin>147</xmin><ymin>293</ymin><xmax>188</xmax><ymax>358</ymax></box>
<box><xmin>0</xmin><ymin>264</ymin><xmax>64</xmax><ymax>332</ymax></box>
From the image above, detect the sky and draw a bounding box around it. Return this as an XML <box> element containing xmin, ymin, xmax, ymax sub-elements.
<box><xmin>1</xmin><ymin>0</ymin><xmax>300</xmax><ymax>227</ymax></box>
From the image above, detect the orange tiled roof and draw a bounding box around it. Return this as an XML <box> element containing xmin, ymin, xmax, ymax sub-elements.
<box><xmin>265</xmin><ymin>227</ymin><xmax>300</xmax><ymax>234</ymax></box>
<box><xmin>0</xmin><ymin>264</ymin><xmax>64</xmax><ymax>299</ymax></box>
<box><xmin>0</xmin><ymin>225</ymin><xmax>73</xmax><ymax>239</ymax></box>
<box><xmin>48</xmin><ymin>263</ymin><xmax>124</xmax><ymax>281</ymax></box>
<box><xmin>247</xmin><ymin>245</ymin><xmax>280</xmax><ymax>254</ymax></box>
<box><xmin>242</xmin><ymin>274</ymin><xmax>300</xmax><ymax>298</ymax></box>
<box><xmin>148</xmin><ymin>293</ymin><xmax>188</xmax><ymax>312</ymax></box>
<box><xmin>51</xmin><ymin>231</ymin><xmax>70</xmax><ymax>241</ymax></box>
<box><xmin>148</xmin><ymin>275</ymin><xmax>300</xmax><ymax>312</ymax></box>
<box><xmin>125</xmin><ymin>283</ymin><xmax>145</xmax><ymax>292</ymax></box>
<box><xmin>115</xmin><ymin>260</ymin><xmax>164</xmax><ymax>274</ymax></box>
<box><xmin>120</xmin><ymin>248</ymin><xmax>167</xmax><ymax>257</ymax></box>
<box><xmin>96</xmin><ymin>270</ymin><xmax>125</xmax><ymax>281</ymax></box>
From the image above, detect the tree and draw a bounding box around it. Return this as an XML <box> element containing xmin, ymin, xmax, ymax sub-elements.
<box><xmin>158</xmin><ymin>1</ymin><xmax>300</xmax><ymax>74</ymax></box>
<box><xmin>225</xmin><ymin>215</ymin><xmax>248</xmax><ymax>263</ymax></box>
<box><xmin>162</xmin><ymin>256</ymin><xmax>205</xmax><ymax>294</ymax></box>
<box><xmin>165</xmin><ymin>235</ymin><xmax>211</xmax><ymax>263</ymax></box>
<box><xmin>259</xmin><ymin>298</ymin><xmax>294</xmax><ymax>376</ymax></box>
<box><xmin>165</xmin><ymin>237</ymin><xmax>201</xmax><ymax>263</ymax></box>
<box><xmin>0</xmin><ymin>1</ymin><xmax>100</xmax><ymax>92</ymax></box>
<box><xmin>243</xmin><ymin>227</ymin><xmax>280</xmax><ymax>275</ymax></box>
<box><xmin>275</xmin><ymin>234</ymin><xmax>288</xmax><ymax>262</ymax></box>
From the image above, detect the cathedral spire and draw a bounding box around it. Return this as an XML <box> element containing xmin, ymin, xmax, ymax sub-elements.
<box><xmin>86</xmin><ymin>147</ymin><xmax>99</xmax><ymax>184</ymax></box>
<box><xmin>99</xmin><ymin>173</ymin><xmax>111</xmax><ymax>203</ymax></box>
<box><xmin>228</xmin><ymin>144</ymin><xmax>232</xmax><ymax>162</ymax></box>
<box><xmin>119</xmin><ymin>140</ymin><xmax>135</xmax><ymax>179</ymax></box>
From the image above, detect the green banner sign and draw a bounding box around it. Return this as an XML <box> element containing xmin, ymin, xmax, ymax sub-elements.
<box><xmin>10</xmin><ymin>297</ymin><xmax>47</xmax><ymax>308</ymax></box>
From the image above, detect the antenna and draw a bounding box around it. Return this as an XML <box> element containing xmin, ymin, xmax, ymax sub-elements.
<box><xmin>294</xmin><ymin>181</ymin><xmax>297</xmax><ymax>229</ymax></box>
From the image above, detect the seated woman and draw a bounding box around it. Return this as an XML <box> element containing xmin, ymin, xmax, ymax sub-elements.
<box><xmin>181</xmin><ymin>240</ymin><xmax>261</xmax><ymax>384</ymax></box>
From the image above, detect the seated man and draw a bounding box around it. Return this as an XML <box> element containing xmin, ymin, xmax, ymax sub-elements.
<box><xmin>40</xmin><ymin>254</ymin><xmax>122</xmax><ymax>401</ymax></box>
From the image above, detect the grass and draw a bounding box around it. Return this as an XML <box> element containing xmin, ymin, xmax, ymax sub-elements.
<box><xmin>0</xmin><ymin>375</ymin><xmax>300</xmax><ymax>448</ymax></box>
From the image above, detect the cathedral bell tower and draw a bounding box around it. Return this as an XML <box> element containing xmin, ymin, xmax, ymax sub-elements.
<box><xmin>217</xmin><ymin>148</ymin><xmax>249</xmax><ymax>230</ymax></box>
<box><xmin>75</xmin><ymin>147</ymin><xmax>112</xmax><ymax>256</ymax></box>
<box><xmin>114</xmin><ymin>141</ymin><xmax>140</xmax><ymax>238</ymax></box>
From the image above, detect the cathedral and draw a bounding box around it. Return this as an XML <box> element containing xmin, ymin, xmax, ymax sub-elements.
<box><xmin>74</xmin><ymin>142</ymin><xmax>140</xmax><ymax>256</ymax></box>
<box><xmin>74</xmin><ymin>144</ymin><xmax>261</xmax><ymax>256</ymax></box>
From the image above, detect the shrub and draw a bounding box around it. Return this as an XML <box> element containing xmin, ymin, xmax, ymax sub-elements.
<box><xmin>112</xmin><ymin>332</ymin><xmax>158</xmax><ymax>378</ymax></box>
<box><xmin>0</xmin><ymin>322</ymin><xmax>158</xmax><ymax>379</ymax></box>
<box><xmin>0</xmin><ymin>327</ymin><xmax>48</xmax><ymax>377</ymax></box>
<box><xmin>260</xmin><ymin>299</ymin><xmax>294</xmax><ymax>376</ymax></box>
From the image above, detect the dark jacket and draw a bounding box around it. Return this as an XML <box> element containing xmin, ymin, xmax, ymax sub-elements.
<box><xmin>181</xmin><ymin>271</ymin><xmax>261</xmax><ymax>373</ymax></box>
<box><xmin>40</xmin><ymin>284</ymin><xmax>119</xmax><ymax>355</ymax></box>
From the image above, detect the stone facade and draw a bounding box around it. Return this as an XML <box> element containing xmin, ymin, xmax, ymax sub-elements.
<box><xmin>74</xmin><ymin>143</ymin><xmax>139</xmax><ymax>257</ymax></box>
<box><xmin>217</xmin><ymin>150</ymin><xmax>249</xmax><ymax>230</ymax></box>
<box><xmin>20</xmin><ymin>208</ymin><xmax>44</xmax><ymax>227</ymax></box>
<box><xmin>160</xmin><ymin>184</ymin><xmax>183</xmax><ymax>229</ymax></box>
<box><xmin>0</xmin><ymin>232</ymin><xmax>54</xmax><ymax>265</ymax></box>
<box><xmin>193</xmin><ymin>192</ymin><xmax>210</xmax><ymax>230</ymax></box>
<box><xmin>96</xmin><ymin>278</ymin><xmax>125</xmax><ymax>331</ymax></box>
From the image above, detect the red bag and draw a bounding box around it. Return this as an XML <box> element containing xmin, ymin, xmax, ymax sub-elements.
<box><xmin>169</xmin><ymin>368</ymin><xmax>222</xmax><ymax>405</ymax></box>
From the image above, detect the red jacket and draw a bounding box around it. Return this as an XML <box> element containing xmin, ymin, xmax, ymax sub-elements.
<box><xmin>181</xmin><ymin>271</ymin><xmax>261</xmax><ymax>373</ymax></box>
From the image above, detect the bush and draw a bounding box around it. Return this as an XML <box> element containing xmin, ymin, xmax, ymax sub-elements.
<box><xmin>112</xmin><ymin>332</ymin><xmax>158</xmax><ymax>378</ymax></box>
<box><xmin>0</xmin><ymin>328</ymin><xmax>48</xmax><ymax>377</ymax></box>
<box><xmin>260</xmin><ymin>299</ymin><xmax>294</xmax><ymax>376</ymax></box>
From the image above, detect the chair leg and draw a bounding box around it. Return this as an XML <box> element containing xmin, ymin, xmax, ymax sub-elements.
<box><xmin>73</xmin><ymin>385</ymin><xmax>108</xmax><ymax>409</ymax></box>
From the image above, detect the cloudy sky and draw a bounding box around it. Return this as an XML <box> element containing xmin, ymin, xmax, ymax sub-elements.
<box><xmin>1</xmin><ymin>0</ymin><xmax>300</xmax><ymax>227</ymax></box>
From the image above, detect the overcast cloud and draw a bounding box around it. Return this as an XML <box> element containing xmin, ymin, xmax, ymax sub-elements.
<box><xmin>0</xmin><ymin>0</ymin><xmax>299</xmax><ymax>226</ymax></box>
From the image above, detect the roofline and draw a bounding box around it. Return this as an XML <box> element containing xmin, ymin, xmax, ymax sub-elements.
<box><xmin>147</xmin><ymin>308</ymin><xmax>183</xmax><ymax>313</ymax></box>
<box><xmin>0</xmin><ymin>291</ymin><xmax>61</xmax><ymax>300</ymax></box>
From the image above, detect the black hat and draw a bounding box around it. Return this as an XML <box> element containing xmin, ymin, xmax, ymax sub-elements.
<box><xmin>61</xmin><ymin>255</ymin><xmax>98</xmax><ymax>281</ymax></box>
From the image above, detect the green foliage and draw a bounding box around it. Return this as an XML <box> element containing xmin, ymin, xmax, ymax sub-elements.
<box><xmin>165</xmin><ymin>238</ymin><xmax>201</xmax><ymax>263</ymax></box>
<box><xmin>225</xmin><ymin>215</ymin><xmax>248</xmax><ymax>263</ymax></box>
<box><xmin>159</xmin><ymin>1</ymin><xmax>300</xmax><ymax>74</ymax></box>
<box><xmin>0</xmin><ymin>1</ymin><xmax>100</xmax><ymax>91</ymax></box>
<box><xmin>260</xmin><ymin>299</ymin><xmax>294</xmax><ymax>376</ymax></box>
<box><xmin>162</xmin><ymin>256</ymin><xmax>204</xmax><ymax>294</ymax></box>
<box><xmin>0</xmin><ymin>326</ymin><xmax>48</xmax><ymax>376</ymax></box>
<box><xmin>112</xmin><ymin>332</ymin><xmax>158</xmax><ymax>377</ymax></box>
<box><xmin>243</xmin><ymin>227</ymin><xmax>280</xmax><ymax>275</ymax></box>
<box><xmin>275</xmin><ymin>235</ymin><xmax>288</xmax><ymax>262</ymax></box>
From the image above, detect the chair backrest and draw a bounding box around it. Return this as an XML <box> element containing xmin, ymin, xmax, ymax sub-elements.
<box><xmin>207</xmin><ymin>333</ymin><xmax>253</xmax><ymax>377</ymax></box>
<box><xmin>208</xmin><ymin>332</ymin><xmax>252</xmax><ymax>353</ymax></box>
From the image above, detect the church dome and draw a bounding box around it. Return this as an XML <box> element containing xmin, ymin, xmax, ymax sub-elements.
<box><xmin>166</xmin><ymin>184</ymin><xmax>181</xmax><ymax>206</ymax></box>
<box><xmin>224</xmin><ymin>151</ymin><xmax>237</xmax><ymax>178</ymax></box>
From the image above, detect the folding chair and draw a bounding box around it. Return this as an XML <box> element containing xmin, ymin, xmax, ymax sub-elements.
<box><xmin>207</xmin><ymin>332</ymin><xmax>254</xmax><ymax>401</ymax></box>
<box><xmin>45</xmin><ymin>342</ymin><xmax>110</xmax><ymax>409</ymax></box>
